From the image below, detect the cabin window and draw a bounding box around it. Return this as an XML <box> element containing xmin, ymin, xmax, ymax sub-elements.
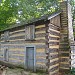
<box><xmin>4</xmin><ymin>31</ymin><xmax>9</xmax><ymax>42</ymax></box>
<box><xmin>4</xmin><ymin>48</ymin><xmax>9</xmax><ymax>61</ymax></box>
<box><xmin>25</xmin><ymin>25</ymin><xmax>35</xmax><ymax>40</ymax></box>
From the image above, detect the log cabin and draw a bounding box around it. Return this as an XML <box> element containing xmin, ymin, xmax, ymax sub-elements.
<box><xmin>0</xmin><ymin>1</ymin><xmax>73</xmax><ymax>75</ymax></box>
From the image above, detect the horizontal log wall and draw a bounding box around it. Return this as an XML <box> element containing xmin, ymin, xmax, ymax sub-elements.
<box><xmin>0</xmin><ymin>23</ymin><xmax>46</xmax><ymax>70</ymax></box>
<box><xmin>47</xmin><ymin>15</ymin><xmax>60</xmax><ymax>75</ymax></box>
<box><xmin>35</xmin><ymin>24</ymin><xmax>46</xmax><ymax>70</ymax></box>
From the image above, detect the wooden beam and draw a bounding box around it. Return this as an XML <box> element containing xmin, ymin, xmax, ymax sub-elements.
<box><xmin>60</xmin><ymin>62</ymin><xmax>69</xmax><ymax>64</ymax></box>
<box><xmin>50</xmin><ymin>58</ymin><xmax>59</xmax><ymax>63</ymax></box>
<box><xmin>49</xmin><ymin>45</ymin><xmax>59</xmax><ymax>49</ymax></box>
<box><xmin>9</xmin><ymin>39</ymin><xmax>24</xmax><ymax>42</ymax></box>
<box><xmin>9</xmin><ymin>58</ymin><xmax>24</xmax><ymax>62</ymax></box>
<box><xmin>10</xmin><ymin>33</ymin><xmax>25</xmax><ymax>37</ymax></box>
<box><xmin>9</xmin><ymin>48</ymin><xmax>24</xmax><ymax>51</ymax></box>
<box><xmin>10</xmin><ymin>29</ymin><xmax>25</xmax><ymax>34</ymax></box>
<box><xmin>49</xmin><ymin>28</ymin><xmax>60</xmax><ymax>33</ymax></box>
<box><xmin>35</xmin><ymin>37</ymin><xmax>45</xmax><ymax>40</ymax></box>
<box><xmin>36</xmin><ymin>62</ymin><xmax>46</xmax><ymax>66</ymax></box>
<box><xmin>49</xmin><ymin>34</ymin><xmax>60</xmax><ymax>38</ymax></box>
<box><xmin>49</xmin><ymin>40</ymin><xmax>59</xmax><ymax>42</ymax></box>
<box><xmin>11</xmin><ymin>54</ymin><xmax>24</xmax><ymax>56</ymax></box>
<box><xmin>59</xmin><ymin>67</ymin><xmax>69</xmax><ymax>70</ymax></box>
<box><xmin>36</xmin><ymin>48</ymin><xmax>45</xmax><ymax>52</ymax></box>
<box><xmin>36</xmin><ymin>56</ymin><xmax>46</xmax><ymax>59</ymax></box>
<box><xmin>49</xmin><ymin>64</ymin><xmax>59</xmax><ymax>69</ymax></box>
<box><xmin>50</xmin><ymin>52</ymin><xmax>58</xmax><ymax>55</ymax></box>
<box><xmin>35</xmin><ymin>25</ymin><xmax>45</xmax><ymax>29</ymax></box>
<box><xmin>35</xmin><ymin>31</ymin><xmax>46</xmax><ymax>34</ymax></box>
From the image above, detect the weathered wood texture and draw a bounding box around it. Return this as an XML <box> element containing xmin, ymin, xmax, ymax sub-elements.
<box><xmin>46</xmin><ymin>15</ymin><xmax>60</xmax><ymax>75</ymax></box>
<box><xmin>0</xmin><ymin>14</ymin><xmax>61</xmax><ymax>74</ymax></box>
<box><xmin>59</xmin><ymin>1</ymin><xmax>70</xmax><ymax>73</ymax></box>
<box><xmin>0</xmin><ymin>23</ymin><xmax>46</xmax><ymax>70</ymax></box>
<box><xmin>0</xmin><ymin>1</ymin><xmax>71</xmax><ymax>74</ymax></box>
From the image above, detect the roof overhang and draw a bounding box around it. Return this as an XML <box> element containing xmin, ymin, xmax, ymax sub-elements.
<box><xmin>48</xmin><ymin>12</ymin><xmax>61</xmax><ymax>20</ymax></box>
<box><xmin>0</xmin><ymin>11</ymin><xmax>61</xmax><ymax>33</ymax></box>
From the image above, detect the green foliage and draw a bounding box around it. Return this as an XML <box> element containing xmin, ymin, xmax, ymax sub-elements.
<box><xmin>67</xmin><ymin>0</ymin><xmax>75</xmax><ymax>38</ymax></box>
<box><xmin>0</xmin><ymin>0</ymin><xmax>60</xmax><ymax>30</ymax></box>
<box><xmin>70</xmin><ymin>0</ymin><xmax>75</xmax><ymax>22</ymax></box>
<box><xmin>17</xmin><ymin>0</ymin><xmax>60</xmax><ymax>22</ymax></box>
<box><xmin>63</xmin><ymin>68</ymin><xmax>75</xmax><ymax>75</ymax></box>
<box><xmin>0</xmin><ymin>0</ymin><xmax>75</xmax><ymax>31</ymax></box>
<box><xmin>71</xmin><ymin>68</ymin><xmax>75</xmax><ymax>74</ymax></box>
<box><xmin>0</xmin><ymin>0</ymin><xmax>19</xmax><ymax>30</ymax></box>
<box><xmin>73</xmin><ymin>25</ymin><xmax>75</xmax><ymax>37</ymax></box>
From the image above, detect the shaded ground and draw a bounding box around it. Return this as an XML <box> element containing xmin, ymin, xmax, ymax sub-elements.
<box><xmin>1</xmin><ymin>68</ymin><xmax>45</xmax><ymax>75</ymax></box>
<box><xmin>1</xmin><ymin>67</ymin><xmax>75</xmax><ymax>75</ymax></box>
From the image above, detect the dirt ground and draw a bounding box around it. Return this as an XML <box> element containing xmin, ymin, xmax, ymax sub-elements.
<box><xmin>1</xmin><ymin>68</ymin><xmax>45</xmax><ymax>75</ymax></box>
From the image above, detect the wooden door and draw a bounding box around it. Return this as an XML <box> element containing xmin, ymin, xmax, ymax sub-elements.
<box><xmin>26</xmin><ymin>47</ymin><xmax>34</xmax><ymax>70</ymax></box>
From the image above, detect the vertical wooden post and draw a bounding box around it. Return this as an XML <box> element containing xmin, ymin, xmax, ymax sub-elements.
<box><xmin>45</xmin><ymin>20</ymin><xmax>50</xmax><ymax>75</ymax></box>
<box><xmin>59</xmin><ymin>1</ymin><xmax>71</xmax><ymax>73</ymax></box>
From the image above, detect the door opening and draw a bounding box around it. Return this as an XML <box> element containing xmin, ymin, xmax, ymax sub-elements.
<box><xmin>26</xmin><ymin>47</ymin><xmax>35</xmax><ymax>71</ymax></box>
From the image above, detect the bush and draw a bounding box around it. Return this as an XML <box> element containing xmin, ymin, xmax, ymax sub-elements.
<box><xmin>64</xmin><ymin>68</ymin><xmax>75</xmax><ymax>75</ymax></box>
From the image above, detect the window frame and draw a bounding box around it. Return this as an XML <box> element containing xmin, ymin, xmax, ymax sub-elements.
<box><xmin>4</xmin><ymin>31</ymin><xmax>9</xmax><ymax>42</ymax></box>
<box><xmin>4</xmin><ymin>47</ymin><xmax>9</xmax><ymax>61</ymax></box>
<box><xmin>25</xmin><ymin>25</ymin><xmax>35</xmax><ymax>40</ymax></box>
<box><xmin>24</xmin><ymin>45</ymin><xmax>36</xmax><ymax>71</ymax></box>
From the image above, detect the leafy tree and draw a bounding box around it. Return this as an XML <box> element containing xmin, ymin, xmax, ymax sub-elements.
<box><xmin>17</xmin><ymin>0</ymin><xmax>60</xmax><ymax>23</ymax></box>
<box><xmin>69</xmin><ymin>0</ymin><xmax>75</xmax><ymax>38</ymax></box>
<box><xmin>0</xmin><ymin>0</ymin><xmax>19</xmax><ymax>30</ymax></box>
<box><xmin>0</xmin><ymin>0</ymin><xmax>61</xmax><ymax>30</ymax></box>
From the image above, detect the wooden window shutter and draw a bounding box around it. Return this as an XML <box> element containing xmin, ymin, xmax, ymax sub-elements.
<box><xmin>25</xmin><ymin>26</ymin><xmax>30</xmax><ymax>40</ymax></box>
<box><xmin>25</xmin><ymin>25</ymin><xmax>35</xmax><ymax>40</ymax></box>
<box><xmin>4</xmin><ymin>48</ymin><xmax>9</xmax><ymax>61</ymax></box>
<box><xmin>30</xmin><ymin>25</ymin><xmax>35</xmax><ymax>39</ymax></box>
<box><xmin>4</xmin><ymin>31</ymin><xmax>9</xmax><ymax>41</ymax></box>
